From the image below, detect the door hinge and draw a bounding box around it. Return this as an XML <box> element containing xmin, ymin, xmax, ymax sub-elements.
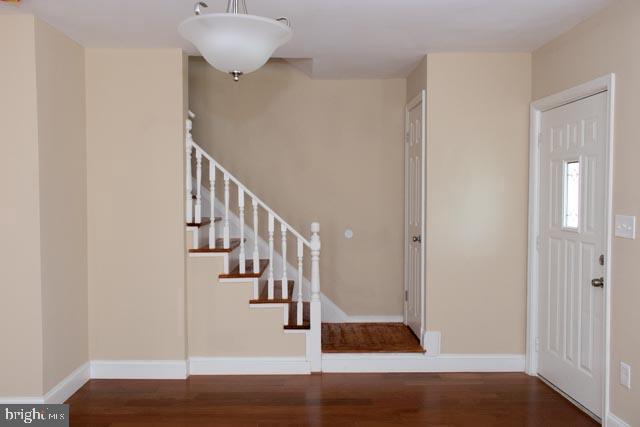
<box><xmin>538</xmin><ymin>131</ymin><xmax>543</xmax><ymax>147</ymax></box>
<box><xmin>405</xmin><ymin>290</ymin><xmax>408</xmax><ymax>302</ymax></box>
<box><xmin>535</xmin><ymin>337</ymin><xmax>540</xmax><ymax>352</ymax></box>
<box><xmin>599</xmin><ymin>254</ymin><xmax>605</xmax><ymax>266</ymax></box>
<box><xmin>536</xmin><ymin>235</ymin><xmax>541</xmax><ymax>251</ymax></box>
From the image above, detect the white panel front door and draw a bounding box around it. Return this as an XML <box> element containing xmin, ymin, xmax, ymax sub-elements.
<box><xmin>405</xmin><ymin>91</ymin><xmax>425</xmax><ymax>339</ymax></box>
<box><xmin>538</xmin><ymin>92</ymin><xmax>607</xmax><ymax>417</ymax></box>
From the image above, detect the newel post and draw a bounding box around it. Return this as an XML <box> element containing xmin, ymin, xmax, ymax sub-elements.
<box><xmin>185</xmin><ymin>118</ymin><xmax>194</xmax><ymax>223</ymax></box>
<box><xmin>310</xmin><ymin>222</ymin><xmax>322</xmax><ymax>372</ymax></box>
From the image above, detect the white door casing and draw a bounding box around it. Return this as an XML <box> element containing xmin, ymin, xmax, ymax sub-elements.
<box><xmin>537</xmin><ymin>91</ymin><xmax>608</xmax><ymax>417</ymax></box>
<box><xmin>404</xmin><ymin>90</ymin><xmax>426</xmax><ymax>341</ymax></box>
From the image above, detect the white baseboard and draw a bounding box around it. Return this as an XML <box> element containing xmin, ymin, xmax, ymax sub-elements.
<box><xmin>322</xmin><ymin>353</ymin><xmax>526</xmax><ymax>373</ymax></box>
<box><xmin>606</xmin><ymin>413</ymin><xmax>630</xmax><ymax>427</ymax></box>
<box><xmin>0</xmin><ymin>353</ymin><xmax>526</xmax><ymax>401</ymax></box>
<box><xmin>343</xmin><ymin>315</ymin><xmax>405</xmax><ymax>323</ymax></box>
<box><xmin>423</xmin><ymin>330</ymin><xmax>441</xmax><ymax>355</ymax></box>
<box><xmin>189</xmin><ymin>357</ymin><xmax>310</xmax><ymax>375</ymax></box>
<box><xmin>90</xmin><ymin>360</ymin><xmax>188</xmax><ymax>379</ymax></box>
<box><xmin>0</xmin><ymin>362</ymin><xmax>90</xmax><ymax>405</ymax></box>
<box><xmin>44</xmin><ymin>362</ymin><xmax>90</xmax><ymax>403</ymax></box>
<box><xmin>321</xmin><ymin>293</ymin><xmax>403</xmax><ymax>323</ymax></box>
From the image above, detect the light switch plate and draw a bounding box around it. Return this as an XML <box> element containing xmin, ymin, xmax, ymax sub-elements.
<box><xmin>620</xmin><ymin>362</ymin><xmax>631</xmax><ymax>389</ymax></box>
<box><xmin>615</xmin><ymin>215</ymin><xmax>636</xmax><ymax>239</ymax></box>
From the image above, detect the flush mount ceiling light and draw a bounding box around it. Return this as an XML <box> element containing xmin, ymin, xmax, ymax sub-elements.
<box><xmin>179</xmin><ymin>0</ymin><xmax>292</xmax><ymax>81</ymax></box>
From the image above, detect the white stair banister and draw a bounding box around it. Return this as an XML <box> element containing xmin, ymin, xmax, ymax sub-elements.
<box><xmin>223</xmin><ymin>173</ymin><xmax>230</xmax><ymax>248</ymax></box>
<box><xmin>195</xmin><ymin>151</ymin><xmax>203</xmax><ymax>224</ymax></box>
<box><xmin>310</xmin><ymin>222</ymin><xmax>321</xmax><ymax>372</ymax></box>
<box><xmin>238</xmin><ymin>187</ymin><xmax>246</xmax><ymax>274</ymax></box>
<box><xmin>185</xmin><ymin>119</ymin><xmax>193</xmax><ymax>224</ymax></box>
<box><xmin>252</xmin><ymin>198</ymin><xmax>260</xmax><ymax>274</ymax></box>
<box><xmin>280</xmin><ymin>222</ymin><xmax>288</xmax><ymax>299</ymax></box>
<box><xmin>267</xmin><ymin>213</ymin><xmax>275</xmax><ymax>299</ymax></box>
<box><xmin>186</xmin><ymin>118</ymin><xmax>323</xmax><ymax>369</ymax></box>
<box><xmin>297</xmin><ymin>237</ymin><xmax>303</xmax><ymax>325</ymax></box>
<box><xmin>208</xmin><ymin>162</ymin><xmax>216</xmax><ymax>248</ymax></box>
<box><xmin>189</xmin><ymin>140</ymin><xmax>311</xmax><ymax>249</ymax></box>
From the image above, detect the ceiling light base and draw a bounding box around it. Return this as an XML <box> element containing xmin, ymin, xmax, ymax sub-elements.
<box><xmin>230</xmin><ymin>71</ymin><xmax>244</xmax><ymax>82</ymax></box>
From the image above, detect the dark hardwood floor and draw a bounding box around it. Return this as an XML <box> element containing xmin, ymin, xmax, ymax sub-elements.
<box><xmin>66</xmin><ymin>373</ymin><xmax>597</xmax><ymax>426</ymax></box>
<box><xmin>322</xmin><ymin>323</ymin><xmax>424</xmax><ymax>353</ymax></box>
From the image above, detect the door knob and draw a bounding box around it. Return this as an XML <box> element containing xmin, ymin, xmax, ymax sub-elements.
<box><xmin>591</xmin><ymin>277</ymin><xmax>604</xmax><ymax>288</ymax></box>
<box><xmin>412</xmin><ymin>235</ymin><xmax>421</xmax><ymax>243</ymax></box>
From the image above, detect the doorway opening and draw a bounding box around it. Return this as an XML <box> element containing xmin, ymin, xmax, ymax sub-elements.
<box><xmin>319</xmin><ymin>91</ymin><xmax>427</xmax><ymax>355</ymax></box>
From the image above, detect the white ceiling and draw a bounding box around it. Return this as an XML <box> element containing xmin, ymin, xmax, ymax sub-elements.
<box><xmin>1</xmin><ymin>0</ymin><xmax>613</xmax><ymax>78</ymax></box>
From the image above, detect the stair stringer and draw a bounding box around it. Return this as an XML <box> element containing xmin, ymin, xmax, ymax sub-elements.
<box><xmin>187</xmin><ymin>250</ymin><xmax>309</xmax><ymax>365</ymax></box>
<box><xmin>188</xmin><ymin>228</ymin><xmax>305</xmax><ymax>332</ymax></box>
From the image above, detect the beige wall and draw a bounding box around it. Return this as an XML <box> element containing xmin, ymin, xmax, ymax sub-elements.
<box><xmin>189</xmin><ymin>59</ymin><xmax>406</xmax><ymax>316</ymax></box>
<box><xmin>0</xmin><ymin>15</ymin><xmax>89</xmax><ymax>396</ymax></box>
<box><xmin>533</xmin><ymin>1</ymin><xmax>640</xmax><ymax>422</ymax></box>
<box><xmin>86</xmin><ymin>49</ymin><xmax>187</xmax><ymax>360</ymax></box>
<box><xmin>0</xmin><ymin>14</ymin><xmax>44</xmax><ymax>397</ymax></box>
<box><xmin>34</xmin><ymin>18</ymin><xmax>89</xmax><ymax>393</ymax></box>
<box><xmin>406</xmin><ymin>56</ymin><xmax>428</xmax><ymax>102</ymax></box>
<box><xmin>425</xmin><ymin>53</ymin><xmax>531</xmax><ymax>354</ymax></box>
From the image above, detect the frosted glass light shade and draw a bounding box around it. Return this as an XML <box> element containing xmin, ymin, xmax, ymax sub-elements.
<box><xmin>179</xmin><ymin>13</ymin><xmax>292</xmax><ymax>76</ymax></box>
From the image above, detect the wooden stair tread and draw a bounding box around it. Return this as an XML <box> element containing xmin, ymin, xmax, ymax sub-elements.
<box><xmin>250</xmin><ymin>280</ymin><xmax>295</xmax><ymax>304</ymax></box>
<box><xmin>220</xmin><ymin>259</ymin><xmax>269</xmax><ymax>279</ymax></box>
<box><xmin>189</xmin><ymin>238</ymin><xmax>242</xmax><ymax>254</ymax></box>
<box><xmin>285</xmin><ymin>301</ymin><xmax>310</xmax><ymax>330</ymax></box>
<box><xmin>186</xmin><ymin>217</ymin><xmax>221</xmax><ymax>228</ymax></box>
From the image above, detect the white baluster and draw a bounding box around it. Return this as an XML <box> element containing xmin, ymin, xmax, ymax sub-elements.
<box><xmin>208</xmin><ymin>162</ymin><xmax>216</xmax><ymax>249</ymax></box>
<box><xmin>281</xmin><ymin>222</ymin><xmax>288</xmax><ymax>299</ymax></box>
<box><xmin>185</xmin><ymin>120</ymin><xmax>193</xmax><ymax>224</ymax></box>
<box><xmin>267</xmin><ymin>213</ymin><xmax>275</xmax><ymax>299</ymax></box>
<box><xmin>252</xmin><ymin>198</ymin><xmax>259</xmax><ymax>274</ymax></box>
<box><xmin>297</xmin><ymin>238</ymin><xmax>303</xmax><ymax>326</ymax></box>
<box><xmin>195</xmin><ymin>151</ymin><xmax>202</xmax><ymax>223</ymax></box>
<box><xmin>310</xmin><ymin>222</ymin><xmax>321</xmax><ymax>372</ymax></box>
<box><xmin>238</xmin><ymin>188</ymin><xmax>246</xmax><ymax>274</ymax></box>
<box><xmin>223</xmin><ymin>174</ymin><xmax>230</xmax><ymax>248</ymax></box>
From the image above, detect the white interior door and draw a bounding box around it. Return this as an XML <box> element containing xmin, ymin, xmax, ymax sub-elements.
<box><xmin>405</xmin><ymin>91</ymin><xmax>425</xmax><ymax>340</ymax></box>
<box><xmin>538</xmin><ymin>92</ymin><xmax>608</xmax><ymax>417</ymax></box>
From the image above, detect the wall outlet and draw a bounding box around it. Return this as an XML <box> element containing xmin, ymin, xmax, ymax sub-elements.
<box><xmin>620</xmin><ymin>362</ymin><xmax>631</xmax><ymax>389</ymax></box>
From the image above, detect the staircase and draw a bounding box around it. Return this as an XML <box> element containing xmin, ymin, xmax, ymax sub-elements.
<box><xmin>185</xmin><ymin>113</ymin><xmax>322</xmax><ymax>372</ymax></box>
